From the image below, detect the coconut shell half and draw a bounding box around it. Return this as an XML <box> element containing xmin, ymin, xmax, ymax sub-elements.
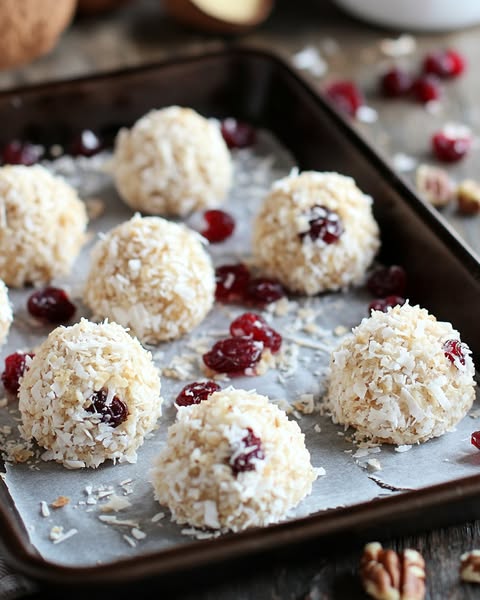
<box><xmin>0</xmin><ymin>0</ymin><xmax>77</xmax><ymax>70</ymax></box>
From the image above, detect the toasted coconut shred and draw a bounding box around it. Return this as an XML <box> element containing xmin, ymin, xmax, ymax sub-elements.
<box><xmin>327</xmin><ymin>303</ymin><xmax>476</xmax><ymax>444</ymax></box>
<box><xmin>252</xmin><ymin>171</ymin><xmax>380</xmax><ymax>295</ymax></box>
<box><xmin>0</xmin><ymin>279</ymin><xmax>12</xmax><ymax>345</ymax></box>
<box><xmin>83</xmin><ymin>214</ymin><xmax>215</xmax><ymax>343</ymax></box>
<box><xmin>151</xmin><ymin>388</ymin><xmax>317</xmax><ymax>532</ymax></box>
<box><xmin>111</xmin><ymin>106</ymin><xmax>232</xmax><ymax>216</ymax></box>
<box><xmin>18</xmin><ymin>318</ymin><xmax>163</xmax><ymax>468</ymax></box>
<box><xmin>0</xmin><ymin>164</ymin><xmax>87</xmax><ymax>287</ymax></box>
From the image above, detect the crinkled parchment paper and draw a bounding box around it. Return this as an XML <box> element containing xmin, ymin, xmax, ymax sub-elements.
<box><xmin>1</xmin><ymin>131</ymin><xmax>479</xmax><ymax>567</ymax></box>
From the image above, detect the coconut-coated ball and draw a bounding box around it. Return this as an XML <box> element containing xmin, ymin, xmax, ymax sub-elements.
<box><xmin>252</xmin><ymin>171</ymin><xmax>380</xmax><ymax>295</ymax></box>
<box><xmin>19</xmin><ymin>319</ymin><xmax>163</xmax><ymax>468</ymax></box>
<box><xmin>83</xmin><ymin>214</ymin><xmax>215</xmax><ymax>343</ymax></box>
<box><xmin>111</xmin><ymin>106</ymin><xmax>232</xmax><ymax>216</ymax></box>
<box><xmin>0</xmin><ymin>165</ymin><xmax>87</xmax><ymax>287</ymax></box>
<box><xmin>327</xmin><ymin>303</ymin><xmax>476</xmax><ymax>444</ymax></box>
<box><xmin>151</xmin><ymin>388</ymin><xmax>317</xmax><ymax>531</ymax></box>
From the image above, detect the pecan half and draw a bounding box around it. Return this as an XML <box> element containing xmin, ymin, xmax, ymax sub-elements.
<box><xmin>460</xmin><ymin>550</ymin><xmax>480</xmax><ymax>583</ymax></box>
<box><xmin>457</xmin><ymin>180</ymin><xmax>480</xmax><ymax>215</ymax></box>
<box><xmin>415</xmin><ymin>164</ymin><xmax>453</xmax><ymax>208</ymax></box>
<box><xmin>360</xmin><ymin>542</ymin><xmax>426</xmax><ymax>600</ymax></box>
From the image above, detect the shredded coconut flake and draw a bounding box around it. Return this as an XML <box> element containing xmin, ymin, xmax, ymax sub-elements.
<box><xmin>292</xmin><ymin>46</ymin><xmax>328</xmax><ymax>77</ymax></box>
<box><xmin>379</xmin><ymin>35</ymin><xmax>416</xmax><ymax>57</ymax></box>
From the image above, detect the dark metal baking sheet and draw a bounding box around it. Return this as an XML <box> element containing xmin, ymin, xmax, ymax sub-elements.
<box><xmin>1</xmin><ymin>47</ymin><xmax>480</xmax><ymax>587</ymax></box>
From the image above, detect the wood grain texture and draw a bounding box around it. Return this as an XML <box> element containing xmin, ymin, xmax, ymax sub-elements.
<box><xmin>5</xmin><ymin>1</ymin><xmax>480</xmax><ymax>598</ymax></box>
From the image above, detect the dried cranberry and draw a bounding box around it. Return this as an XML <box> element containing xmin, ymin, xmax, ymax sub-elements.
<box><xmin>443</xmin><ymin>339</ymin><xmax>467</xmax><ymax>367</ymax></box>
<box><xmin>369</xmin><ymin>296</ymin><xmax>405</xmax><ymax>313</ymax></box>
<box><xmin>246</xmin><ymin>277</ymin><xmax>286</xmax><ymax>307</ymax></box>
<box><xmin>380</xmin><ymin>67</ymin><xmax>413</xmax><ymax>97</ymax></box>
<box><xmin>471</xmin><ymin>431</ymin><xmax>480</xmax><ymax>450</ymax></box>
<box><xmin>423</xmin><ymin>49</ymin><xmax>466</xmax><ymax>79</ymax></box>
<box><xmin>230</xmin><ymin>312</ymin><xmax>282</xmax><ymax>354</ymax></box>
<box><xmin>215</xmin><ymin>263</ymin><xmax>251</xmax><ymax>303</ymax></box>
<box><xmin>325</xmin><ymin>81</ymin><xmax>364</xmax><ymax>117</ymax></box>
<box><xmin>299</xmin><ymin>205</ymin><xmax>344</xmax><ymax>244</ymax></box>
<box><xmin>70</xmin><ymin>130</ymin><xmax>102</xmax><ymax>157</ymax></box>
<box><xmin>86</xmin><ymin>389</ymin><xmax>128</xmax><ymax>427</ymax></box>
<box><xmin>27</xmin><ymin>287</ymin><xmax>76</xmax><ymax>324</ymax></box>
<box><xmin>230</xmin><ymin>428</ymin><xmax>265</xmax><ymax>475</ymax></box>
<box><xmin>412</xmin><ymin>75</ymin><xmax>441</xmax><ymax>103</ymax></box>
<box><xmin>432</xmin><ymin>129</ymin><xmax>472</xmax><ymax>163</ymax></box>
<box><xmin>1</xmin><ymin>352</ymin><xmax>34</xmax><ymax>395</ymax></box>
<box><xmin>220</xmin><ymin>118</ymin><xmax>256</xmax><ymax>149</ymax></box>
<box><xmin>201</xmin><ymin>210</ymin><xmax>235</xmax><ymax>243</ymax></box>
<box><xmin>367</xmin><ymin>265</ymin><xmax>407</xmax><ymax>298</ymax></box>
<box><xmin>1</xmin><ymin>140</ymin><xmax>42</xmax><ymax>165</ymax></box>
<box><xmin>203</xmin><ymin>337</ymin><xmax>263</xmax><ymax>375</ymax></box>
<box><xmin>175</xmin><ymin>380</ymin><xmax>221</xmax><ymax>407</ymax></box>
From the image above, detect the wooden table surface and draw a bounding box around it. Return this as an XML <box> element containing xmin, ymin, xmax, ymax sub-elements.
<box><xmin>4</xmin><ymin>1</ymin><xmax>480</xmax><ymax>598</ymax></box>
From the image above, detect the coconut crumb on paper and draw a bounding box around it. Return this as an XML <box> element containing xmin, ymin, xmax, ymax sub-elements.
<box><xmin>181</xmin><ymin>528</ymin><xmax>222</xmax><ymax>541</ymax></box>
<box><xmin>255</xmin><ymin>348</ymin><xmax>276</xmax><ymax>376</ymax></box>
<box><xmin>366</xmin><ymin>459</ymin><xmax>382</xmax><ymax>472</ymax></box>
<box><xmin>283</xmin><ymin>334</ymin><xmax>332</xmax><ymax>353</ymax></box>
<box><xmin>98</xmin><ymin>515</ymin><xmax>139</xmax><ymax>528</ymax></box>
<box><xmin>151</xmin><ymin>512</ymin><xmax>165</xmax><ymax>523</ymax></box>
<box><xmin>162</xmin><ymin>353</ymin><xmax>198</xmax><ymax>380</ymax></box>
<box><xmin>131</xmin><ymin>527</ymin><xmax>146</xmax><ymax>540</ymax></box>
<box><xmin>395</xmin><ymin>445</ymin><xmax>413</xmax><ymax>453</ymax></box>
<box><xmin>84</xmin><ymin>485</ymin><xmax>96</xmax><ymax>505</ymax></box>
<box><xmin>185</xmin><ymin>335</ymin><xmax>217</xmax><ymax>354</ymax></box>
<box><xmin>276</xmin><ymin>342</ymin><xmax>299</xmax><ymax>379</ymax></box>
<box><xmin>51</xmin><ymin>496</ymin><xmax>70</xmax><ymax>509</ymax></box>
<box><xmin>270</xmin><ymin>296</ymin><xmax>296</xmax><ymax>317</ymax></box>
<box><xmin>123</xmin><ymin>535</ymin><xmax>137</xmax><ymax>548</ymax></box>
<box><xmin>49</xmin><ymin>526</ymin><xmax>78</xmax><ymax>544</ymax></box>
<box><xmin>119</xmin><ymin>479</ymin><xmax>134</xmax><ymax>495</ymax></box>
<box><xmin>353</xmin><ymin>446</ymin><xmax>381</xmax><ymax>459</ymax></box>
<box><xmin>2</xmin><ymin>441</ymin><xmax>34</xmax><ymax>464</ymax></box>
<box><xmin>353</xmin><ymin>448</ymin><xmax>370</xmax><ymax>459</ymax></box>
<box><xmin>63</xmin><ymin>460</ymin><xmax>85</xmax><ymax>470</ymax></box>
<box><xmin>40</xmin><ymin>501</ymin><xmax>50</xmax><ymax>518</ymax></box>
<box><xmin>99</xmin><ymin>494</ymin><xmax>132</xmax><ymax>513</ymax></box>
<box><xmin>271</xmin><ymin>397</ymin><xmax>293</xmax><ymax>415</ymax></box>
<box><xmin>292</xmin><ymin>394</ymin><xmax>315</xmax><ymax>415</ymax></box>
<box><xmin>97</xmin><ymin>490</ymin><xmax>114</xmax><ymax>499</ymax></box>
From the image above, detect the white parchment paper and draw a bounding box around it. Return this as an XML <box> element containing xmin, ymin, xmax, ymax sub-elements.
<box><xmin>1</xmin><ymin>131</ymin><xmax>479</xmax><ymax>567</ymax></box>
